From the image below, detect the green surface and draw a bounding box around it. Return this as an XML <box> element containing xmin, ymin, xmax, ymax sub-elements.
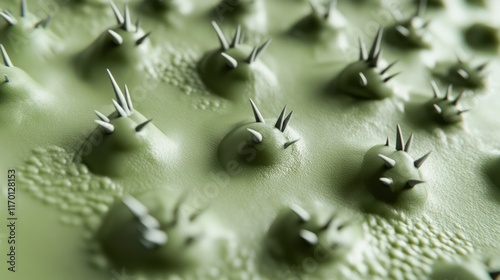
<box><xmin>0</xmin><ymin>0</ymin><xmax>499</xmax><ymax>279</ymax></box>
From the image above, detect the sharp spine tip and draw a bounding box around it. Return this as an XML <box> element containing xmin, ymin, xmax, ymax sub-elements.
<box><xmin>136</xmin><ymin>32</ymin><xmax>151</xmax><ymax>46</ymax></box>
<box><xmin>367</xmin><ymin>27</ymin><xmax>383</xmax><ymax>67</ymax></box>
<box><xmin>107</xmin><ymin>29</ymin><xmax>123</xmax><ymax>45</ymax></box>
<box><xmin>379</xmin><ymin>177</ymin><xmax>393</xmax><ymax>186</ymax></box>
<box><xmin>246</xmin><ymin>47</ymin><xmax>258</xmax><ymax>64</ymax></box>
<box><xmin>230</xmin><ymin>25</ymin><xmax>241</xmax><ymax>48</ymax></box>
<box><xmin>380</xmin><ymin>61</ymin><xmax>397</xmax><ymax>75</ymax></box>
<box><xmin>109</xmin><ymin>0</ymin><xmax>124</xmax><ymax>25</ymax></box>
<box><xmin>4</xmin><ymin>74</ymin><xmax>9</xmax><ymax>83</ymax></box>
<box><xmin>378</xmin><ymin>154</ymin><xmax>396</xmax><ymax>168</ymax></box>
<box><xmin>395</xmin><ymin>124</ymin><xmax>404</xmax><ymax>151</ymax></box>
<box><xmin>289</xmin><ymin>204</ymin><xmax>310</xmax><ymax>223</ymax></box>
<box><xmin>359</xmin><ymin>72</ymin><xmax>368</xmax><ymax>87</ymax></box>
<box><xmin>112</xmin><ymin>99</ymin><xmax>127</xmax><ymax>117</ymax></box>
<box><xmin>274</xmin><ymin>106</ymin><xmax>287</xmax><ymax>131</ymax></box>
<box><xmin>432</xmin><ymin>104</ymin><xmax>442</xmax><ymax>114</ymax></box>
<box><xmin>220</xmin><ymin>52</ymin><xmax>238</xmax><ymax>69</ymax></box>
<box><xmin>107</xmin><ymin>69</ymin><xmax>130</xmax><ymax>115</ymax></box>
<box><xmin>299</xmin><ymin>229</ymin><xmax>318</xmax><ymax>246</ymax></box>
<box><xmin>95</xmin><ymin>110</ymin><xmax>110</xmax><ymax>122</ymax></box>
<box><xmin>211</xmin><ymin>20</ymin><xmax>229</xmax><ymax>50</ymax></box>
<box><xmin>407</xmin><ymin>179</ymin><xmax>425</xmax><ymax>188</ymax></box>
<box><xmin>123</xmin><ymin>3</ymin><xmax>132</xmax><ymax>32</ymax></box>
<box><xmin>0</xmin><ymin>44</ymin><xmax>13</xmax><ymax>67</ymax></box>
<box><xmin>246</xmin><ymin>128</ymin><xmax>263</xmax><ymax>143</ymax></box>
<box><xmin>430</xmin><ymin>80</ymin><xmax>440</xmax><ymax>98</ymax></box>
<box><xmin>249</xmin><ymin>98</ymin><xmax>265</xmax><ymax>123</ymax></box>
<box><xmin>456</xmin><ymin>68</ymin><xmax>469</xmax><ymax>80</ymax></box>
<box><xmin>395</xmin><ymin>25</ymin><xmax>410</xmax><ymax>37</ymax></box>
<box><xmin>284</xmin><ymin>139</ymin><xmax>300</xmax><ymax>149</ymax></box>
<box><xmin>383</xmin><ymin>72</ymin><xmax>400</xmax><ymax>83</ymax></box>
<box><xmin>445</xmin><ymin>84</ymin><xmax>453</xmax><ymax>100</ymax></box>
<box><xmin>136</xmin><ymin>119</ymin><xmax>153</xmax><ymax>132</ymax></box>
<box><xmin>358</xmin><ymin>37</ymin><xmax>367</xmax><ymax>61</ymax></box>
<box><xmin>0</xmin><ymin>11</ymin><xmax>17</xmax><ymax>26</ymax></box>
<box><xmin>414</xmin><ymin>151</ymin><xmax>431</xmax><ymax>168</ymax></box>
<box><xmin>254</xmin><ymin>38</ymin><xmax>272</xmax><ymax>62</ymax></box>
<box><xmin>476</xmin><ymin>62</ymin><xmax>487</xmax><ymax>72</ymax></box>
<box><xmin>34</xmin><ymin>15</ymin><xmax>51</xmax><ymax>29</ymax></box>
<box><xmin>95</xmin><ymin>120</ymin><xmax>114</xmax><ymax>134</ymax></box>
<box><xmin>21</xmin><ymin>0</ymin><xmax>27</xmax><ymax>18</ymax></box>
<box><xmin>404</xmin><ymin>133</ymin><xmax>413</xmax><ymax>152</ymax></box>
<box><xmin>453</xmin><ymin>91</ymin><xmax>464</xmax><ymax>105</ymax></box>
<box><xmin>281</xmin><ymin>111</ymin><xmax>293</xmax><ymax>132</ymax></box>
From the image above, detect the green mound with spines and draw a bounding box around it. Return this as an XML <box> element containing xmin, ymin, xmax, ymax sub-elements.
<box><xmin>198</xmin><ymin>21</ymin><xmax>275</xmax><ymax>100</ymax></box>
<box><xmin>80</xmin><ymin>70</ymin><xmax>174</xmax><ymax>178</ymax></box>
<box><xmin>74</xmin><ymin>1</ymin><xmax>151</xmax><ymax>81</ymax></box>
<box><xmin>218</xmin><ymin>99</ymin><xmax>300</xmax><ymax>168</ymax></box>
<box><xmin>361</xmin><ymin>125</ymin><xmax>430</xmax><ymax>210</ymax></box>
<box><xmin>97</xmin><ymin>189</ymin><xmax>213</xmax><ymax>271</ymax></box>
<box><xmin>331</xmin><ymin>28</ymin><xmax>400</xmax><ymax>99</ymax></box>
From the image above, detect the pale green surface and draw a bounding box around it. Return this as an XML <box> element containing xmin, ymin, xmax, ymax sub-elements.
<box><xmin>0</xmin><ymin>0</ymin><xmax>499</xmax><ymax>279</ymax></box>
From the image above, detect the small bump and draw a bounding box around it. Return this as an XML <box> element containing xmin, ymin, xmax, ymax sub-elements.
<box><xmin>331</xmin><ymin>28</ymin><xmax>399</xmax><ymax>99</ymax></box>
<box><xmin>217</xmin><ymin>99</ymin><xmax>300</xmax><ymax>167</ymax></box>
<box><xmin>464</xmin><ymin>23</ymin><xmax>499</xmax><ymax>51</ymax></box>
<box><xmin>78</xmin><ymin>70</ymin><xmax>172</xmax><ymax>177</ymax></box>
<box><xmin>97</xmin><ymin>190</ymin><xmax>209</xmax><ymax>270</ymax></box>
<box><xmin>198</xmin><ymin>22</ymin><xmax>276</xmax><ymax>100</ymax></box>
<box><xmin>432</xmin><ymin>59</ymin><xmax>487</xmax><ymax>89</ymax></box>
<box><xmin>0</xmin><ymin>44</ymin><xmax>51</xmax><ymax>122</ymax></box>
<box><xmin>266</xmin><ymin>204</ymin><xmax>362</xmax><ymax>265</ymax></box>
<box><xmin>385</xmin><ymin>0</ymin><xmax>431</xmax><ymax>50</ymax></box>
<box><xmin>0</xmin><ymin>0</ymin><xmax>53</xmax><ymax>62</ymax></box>
<box><xmin>425</xmin><ymin>81</ymin><xmax>468</xmax><ymax>124</ymax></box>
<box><xmin>289</xmin><ymin>0</ymin><xmax>346</xmax><ymax>41</ymax></box>
<box><xmin>361</xmin><ymin>125</ymin><xmax>430</xmax><ymax>206</ymax></box>
<box><xmin>74</xmin><ymin>1</ymin><xmax>152</xmax><ymax>80</ymax></box>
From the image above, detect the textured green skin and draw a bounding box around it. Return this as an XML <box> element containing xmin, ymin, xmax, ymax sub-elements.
<box><xmin>0</xmin><ymin>0</ymin><xmax>499</xmax><ymax>280</ymax></box>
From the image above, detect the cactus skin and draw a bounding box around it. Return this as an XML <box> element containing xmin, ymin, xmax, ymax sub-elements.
<box><xmin>361</xmin><ymin>125</ymin><xmax>430</xmax><ymax>206</ymax></box>
<box><xmin>266</xmin><ymin>204</ymin><xmax>362</xmax><ymax>265</ymax></box>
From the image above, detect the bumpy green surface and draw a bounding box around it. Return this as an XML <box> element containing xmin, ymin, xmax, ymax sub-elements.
<box><xmin>0</xmin><ymin>0</ymin><xmax>499</xmax><ymax>279</ymax></box>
